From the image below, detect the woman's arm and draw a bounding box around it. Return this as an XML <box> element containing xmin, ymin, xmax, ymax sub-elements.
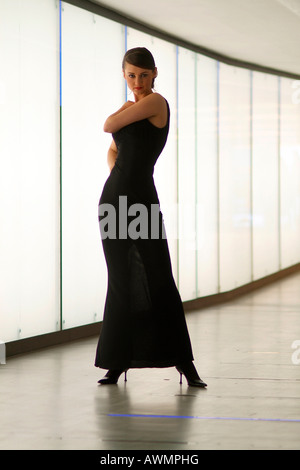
<box><xmin>103</xmin><ymin>93</ymin><xmax>165</xmax><ymax>133</ymax></box>
<box><xmin>107</xmin><ymin>139</ymin><xmax>118</xmax><ymax>172</ymax></box>
<box><xmin>104</xmin><ymin>100</ymin><xmax>135</xmax><ymax>133</ymax></box>
<box><xmin>105</xmin><ymin>100</ymin><xmax>134</xmax><ymax>171</ymax></box>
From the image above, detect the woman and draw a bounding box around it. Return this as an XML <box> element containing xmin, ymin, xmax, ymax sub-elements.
<box><xmin>95</xmin><ymin>47</ymin><xmax>206</xmax><ymax>388</ymax></box>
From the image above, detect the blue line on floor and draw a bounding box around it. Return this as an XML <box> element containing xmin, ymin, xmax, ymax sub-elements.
<box><xmin>108</xmin><ymin>413</ymin><xmax>300</xmax><ymax>423</ymax></box>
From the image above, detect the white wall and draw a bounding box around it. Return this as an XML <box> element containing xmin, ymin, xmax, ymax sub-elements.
<box><xmin>0</xmin><ymin>0</ymin><xmax>299</xmax><ymax>342</ymax></box>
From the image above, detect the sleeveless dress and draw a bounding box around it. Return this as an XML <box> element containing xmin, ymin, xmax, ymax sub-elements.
<box><xmin>95</xmin><ymin>99</ymin><xmax>194</xmax><ymax>370</ymax></box>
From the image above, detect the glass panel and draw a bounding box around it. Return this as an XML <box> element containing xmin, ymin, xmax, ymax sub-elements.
<box><xmin>61</xmin><ymin>3</ymin><xmax>124</xmax><ymax>328</ymax></box>
<box><xmin>126</xmin><ymin>29</ymin><xmax>178</xmax><ymax>276</ymax></box>
<box><xmin>196</xmin><ymin>55</ymin><xmax>219</xmax><ymax>297</ymax></box>
<box><xmin>0</xmin><ymin>0</ymin><xmax>60</xmax><ymax>341</ymax></box>
<box><xmin>219</xmin><ymin>63</ymin><xmax>252</xmax><ymax>292</ymax></box>
<box><xmin>280</xmin><ymin>77</ymin><xmax>300</xmax><ymax>268</ymax></box>
<box><xmin>252</xmin><ymin>72</ymin><xmax>279</xmax><ymax>279</ymax></box>
<box><xmin>177</xmin><ymin>47</ymin><xmax>197</xmax><ymax>301</ymax></box>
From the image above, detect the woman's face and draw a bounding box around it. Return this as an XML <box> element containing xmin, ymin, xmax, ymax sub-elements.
<box><xmin>123</xmin><ymin>63</ymin><xmax>157</xmax><ymax>98</ymax></box>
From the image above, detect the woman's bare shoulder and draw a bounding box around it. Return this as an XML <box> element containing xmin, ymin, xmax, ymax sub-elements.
<box><xmin>148</xmin><ymin>92</ymin><xmax>166</xmax><ymax>103</ymax></box>
<box><xmin>144</xmin><ymin>92</ymin><xmax>167</xmax><ymax>112</ymax></box>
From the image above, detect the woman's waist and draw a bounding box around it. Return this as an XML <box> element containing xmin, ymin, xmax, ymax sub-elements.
<box><xmin>115</xmin><ymin>156</ymin><xmax>154</xmax><ymax>176</ymax></box>
<box><xmin>100</xmin><ymin>168</ymin><xmax>158</xmax><ymax>205</ymax></box>
<box><xmin>112</xmin><ymin>162</ymin><xmax>155</xmax><ymax>187</ymax></box>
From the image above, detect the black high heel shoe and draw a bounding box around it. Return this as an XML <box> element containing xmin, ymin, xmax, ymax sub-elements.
<box><xmin>98</xmin><ymin>369</ymin><xmax>128</xmax><ymax>385</ymax></box>
<box><xmin>176</xmin><ymin>362</ymin><xmax>207</xmax><ymax>388</ymax></box>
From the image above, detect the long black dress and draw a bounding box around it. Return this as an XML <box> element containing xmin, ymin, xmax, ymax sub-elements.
<box><xmin>95</xmin><ymin>99</ymin><xmax>194</xmax><ymax>370</ymax></box>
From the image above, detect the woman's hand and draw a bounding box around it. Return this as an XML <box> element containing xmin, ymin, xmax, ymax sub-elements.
<box><xmin>107</xmin><ymin>139</ymin><xmax>118</xmax><ymax>172</ymax></box>
<box><xmin>121</xmin><ymin>100</ymin><xmax>135</xmax><ymax>110</ymax></box>
<box><xmin>103</xmin><ymin>101</ymin><xmax>135</xmax><ymax>134</ymax></box>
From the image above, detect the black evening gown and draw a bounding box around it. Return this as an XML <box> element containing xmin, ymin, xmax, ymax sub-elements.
<box><xmin>95</xmin><ymin>100</ymin><xmax>194</xmax><ymax>370</ymax></box>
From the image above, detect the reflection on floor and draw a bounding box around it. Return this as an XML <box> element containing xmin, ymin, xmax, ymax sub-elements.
<box><xmin>1</xmin><ymin>272</ymin><xmax>300</xmax><ymax>450</ymax></box>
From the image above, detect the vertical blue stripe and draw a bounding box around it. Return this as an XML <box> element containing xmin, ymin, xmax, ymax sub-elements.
<box><xmin>216</xmin><ymin>60</ymin><xmax>220</xmax><ymax>293</ymax></box>
<box><xmin>278</xmin><ymin>76</ymin><xmax>281</xmax><ymax>270</ymax></box>
<box><xmin>125</xmin><ymin>25</ymin><xmax>128</xmax><ymax>51</ymax></box>
<box><xmin>59</xmin><ymin>0</ymin><xmax>63</xmax><ymax>330</ymax></box>
<box><xmin>250</xmin><ymin>70</ymin><xmax>253</xmax><ymax>281</ymax></box>
<box><xmin>124</xmin><ymin>25</ymin><xmax>128</xmax><ymax>101</ymax></box>
<box><xmin>59</xmin><ymin>0</ymin><xmax>62</xmax><ymax>107</ymax></box>
<box><xmin>176</xmin><ymin>45</ymin><xmax>179</xmax><ymax>288</ymax></box>
<box><xmin>194</xmin><ymin>53</ymin><xmax>198</xmax><ymax>298</ymax></box>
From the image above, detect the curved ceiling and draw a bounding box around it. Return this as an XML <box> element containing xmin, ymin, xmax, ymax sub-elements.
<box><xmin>90</xmin><ymin>0</ymin><xmax>300</xmax><ymax>77</ymax></box>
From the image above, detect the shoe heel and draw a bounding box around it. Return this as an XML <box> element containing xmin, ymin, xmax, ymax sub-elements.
<box><xmin>176</xmin><ymin>363</ymin><xmax>207</xmax><ymax>388</ymax></box>
<box><xmin>124</xmin><ymin>370</ymin><xmax>128</xmax><ymax>382</ymax></box>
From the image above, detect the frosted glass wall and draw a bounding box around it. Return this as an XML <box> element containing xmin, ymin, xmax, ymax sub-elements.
<box><xmin>218</xmin><ymin>64</ymin><xmax>252</xmax><ymax>292</ymax></box>
<box><xmin>61</xmin><ymin>3</ymin><xmax>124</xmax><ymax>329</ymax></box>
<box><xmin>196</xmin><ymin>55</ymin><xmax>219</xmax><ymax>297</ymax></box>
<box><xmin>177</xmin><ymin>47</ymin><xmax>197</xmax><ymax>301</ymax></box>
<box><xmin>252</xmin><ymin>72</ymin><xmax>280</xmax><ymax>280</ymax></box>
<box><xmin>0</xmin><ymin>0</ymin><xmax>60</xmax><ymax>342</ymax></box>
<box><xmin>280</xmin><ymin>78</ymin><xmax>300</xmax><ymax>268</ymax></box>
<box><xmin>0</xmin><ymin>0</ymin><xmax>300</xmax><ymax>343</ymax></box>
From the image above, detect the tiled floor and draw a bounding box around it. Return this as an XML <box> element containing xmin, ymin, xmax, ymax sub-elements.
<box><xmin>1</xmin><ymin>272</ymin><xmax>300</xmax><ymax>450</ymax></box>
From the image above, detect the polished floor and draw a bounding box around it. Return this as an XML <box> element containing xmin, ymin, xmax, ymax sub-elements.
<box><xmin>1</xmin><ymin>272</ymin><xmax>300</xmax><ymax>450</ymax></box>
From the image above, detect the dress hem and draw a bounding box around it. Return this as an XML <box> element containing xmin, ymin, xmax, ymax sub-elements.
<box><xmin>94</xmin><ymin>356</ymin><xmax>194</xmax><ymax>370</ymax></box>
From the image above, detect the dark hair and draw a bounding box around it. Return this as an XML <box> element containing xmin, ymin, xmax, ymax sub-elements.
<box><xmin>122</xmin><ymin>47</ymin><xmax>156</xmax><ymax>88</ymax></box>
